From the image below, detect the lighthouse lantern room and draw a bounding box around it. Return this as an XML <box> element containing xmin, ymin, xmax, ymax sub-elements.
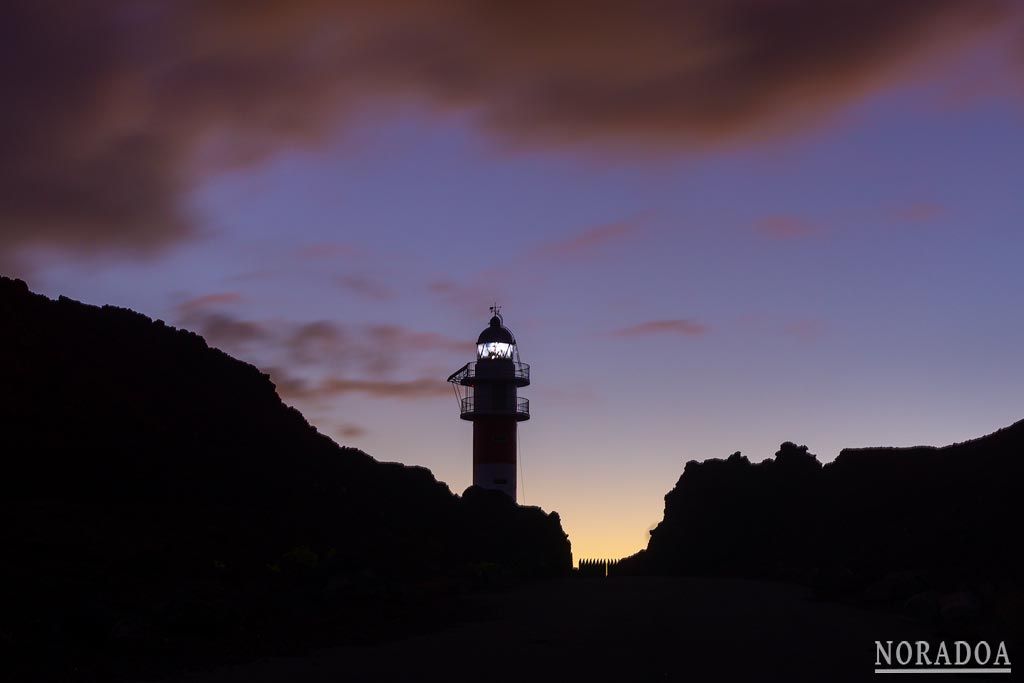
<box><xmin>447</xmin><ymin>306</ymin><xmax>530</xmax><ymax>500</ymax></box>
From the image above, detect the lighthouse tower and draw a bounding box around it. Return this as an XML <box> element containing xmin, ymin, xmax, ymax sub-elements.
<box><xmin>447</xmin><ymin>307</ymin><xmax>530</xmax><ymax>500</ymax></box>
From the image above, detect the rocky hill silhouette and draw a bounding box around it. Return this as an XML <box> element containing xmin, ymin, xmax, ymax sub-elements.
<box><xmin>0</xmin><ymin>276</ymin><xmax>570</xmax><ymax>680</ymax></box>
<box><xmin>621</xmin><ymin>431</ymin><xmax>1024</xmax><ymax>633</ymax></box>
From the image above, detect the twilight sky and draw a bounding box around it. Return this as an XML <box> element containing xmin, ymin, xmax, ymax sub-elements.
<box><xmin>6</xmin><ymin>1</ymin><xmax>1024</xmax><ymax>560</ymax></box>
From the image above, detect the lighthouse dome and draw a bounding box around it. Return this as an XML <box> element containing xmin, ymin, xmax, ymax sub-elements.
<box><xmin>476</xmin><ymin>315</ymin><xmax>516</xmax><ymax>359</ymax></box>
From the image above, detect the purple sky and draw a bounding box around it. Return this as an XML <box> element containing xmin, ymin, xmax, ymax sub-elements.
<box><xmin>6</xmin><ymin>2</ymin><xmax>1024</xmax><ymax>559</ymax></box>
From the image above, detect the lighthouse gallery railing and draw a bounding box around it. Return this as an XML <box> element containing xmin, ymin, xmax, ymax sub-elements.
<box><xmin>446</xmin><ymin>361</ymin><xmax>529</xmax><ymax>385</ymax></box>
<box><xmin>459</xmin><ymin>395</ymin><xmax>529</xmax><ymax>418</ymax></box>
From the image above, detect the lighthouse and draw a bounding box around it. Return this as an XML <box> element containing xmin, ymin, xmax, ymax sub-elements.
<box><xmin>447</xmin><ymin>306</ymin><xmax>530</xmax><ymax>500</ymax></box>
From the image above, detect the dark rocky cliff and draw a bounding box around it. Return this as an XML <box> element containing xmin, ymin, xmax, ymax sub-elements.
<box><xmin>0</xmin><ymin>276</ymin><xmax>570</xmax><ymax>679</ymax></box>
<box><xmin>622</xmin><ymin>427</ymin><xmax>1023</xmax><ymax>634</ymax></box>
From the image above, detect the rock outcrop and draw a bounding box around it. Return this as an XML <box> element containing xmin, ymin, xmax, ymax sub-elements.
<box><xmin>626</xmin><ymin>428</ymin><xmax>1024</xmax><ymax>603</ymax></box>
<box><xmin>0</xmin><ymin>276</ymin><xmax>570</xmax><ymax>680</ymax></box>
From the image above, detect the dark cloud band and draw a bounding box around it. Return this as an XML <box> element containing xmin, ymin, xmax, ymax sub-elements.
<box><xmin>1</xmin><ymin>1</ymin><xmax>1014</xmax><ymax>258</ymax></box>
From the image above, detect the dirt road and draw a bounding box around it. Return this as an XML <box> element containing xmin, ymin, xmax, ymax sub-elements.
<box><xmin>166</xmin><ymin>577</ymin><xmax>936</xmax><ymax>682</ymax></box>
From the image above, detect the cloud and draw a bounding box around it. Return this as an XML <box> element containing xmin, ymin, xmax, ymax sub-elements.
<box><xmin>336</xmin><ymin>423</ymin><xmax>368</xmax><ymax>439</ymax></box>
<box><xmin>281</xmin><ymin>320</ymin><xmax>467</xmax><ymax>373</ymax></box>
<box><xmin>428</xmin><ymin>280</ymin><xmax>461</xmax><ymax>295</ymax></box>
<box><xmin>425</xmin><ymin>218</ymin><xmax>645</xmax><ymax>319</ymax></box>
<box><xmin>888</xmin><ymin>202</ymin><xmax>947</xmax><ymax>224</ymax></box>
<box><xmin>272</xmin><ymin>370</ymin><xmax>451</xmax><ymax>401</ymax></box>
<box><xmin>309</xmin><ymin>377</ymin><xmax>450</xmax><ymax>399</ymax></box>
<box><xmin>297</xmin><ymin>243</ymin><xmax>360</xmax><ymax>260</ymax></box>
<box><xmin>181</xmin><ymin>311</ymin><xmax>269</xmax><ymax>348</ymax></box>
<box><xmin>736</xmin><ymin>313</ymin><xmax>829</xmax><ymax>341</ymax></box>
<box><xmin>177</xmin><ymin>292</ymin><xmax>243</xmax><ymax>313</ymax></box>
<box><xmin>224</xmin><ymin>268</ymin><xmax>281</xmax><ymax>283</ymax></box>
<box><xmin>336</xmin><ymin>274</ymin><xmax>395</xmax><ymax>301</ymax></box>
<box><xmin>174</xmin><ymin>302</ymin><xmax>465</xmax><ymax>392</ymax></box>
<box><xmin>754</xmin><ymin>215</ymin><xmax>820</xmax><ymax>240</ymax></box>
<box><xmin>286</xmin><ymin>320</ymin><xmax>353</xmax><ymax>366</ymax></box>
<box><xmin>366</xmin><ymin>324</ymin><xmax>468</xmax><ymax>354</ymax></box>
<box><xmin>427</xmin><ymin>278</ymin><xmax>505</xmax><ymax>318</ymax></box>
<box><xmin>531</xmin><ymin>219</ymin><xmax>643</xmax><ymax>260</ymax></box>
<box><xmin>614</xmin><ymin>319</ymin><xmax>709</xmax><ymax>337</ymax></box>
<box><xmin>2</xmin><ymin>1</ymin><xmax>1015</xmax><ymax>259</ymax></box>
<box><xmin>174</xmin><ymin>292</ymin><xmax>268</xmax><ymax>347</ymax></box>
<box><xmin>782</xmin><ymin>318</ymin><xmax>827</xmax><ymax>341</ymax></box>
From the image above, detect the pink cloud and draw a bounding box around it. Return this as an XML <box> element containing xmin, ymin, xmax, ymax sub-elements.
<box><xmin>366</xmin><ymin>324</ymin><xmax>469</xmax><ymax>354</ymax></box>
<box><xmin>428</xmin><ymin>280</ymin><xmax>458</xmax><ymax>295</ymax></box>
<box><xmin>889</xmin><ymin>202</ymin><xmax>946</xmax><ymax>224</ymax></box>
<box><xmin>427</xmin><ymin>278</ymin><xmax>503</xmax><ymax>318</ymax></box>
<box><xmin>336</xmin><ymin>423</ymin><xmax>368</xmax><ymax>439</ymax></box>
<box><xmin>283</xmin><ymin>321</ymin><xmax>466</xmax><ymax>374</ymax></box>
<box><xmin>175</xmin><ymin>293</ymin><xmax>269</xmax><ymax>348</ymax></box>
<box><xmin>3</xmin><ymin>1</ymin><xmax>1013</xmax><ymax>261</ymax></box>
<box><xmin>336</xmin><ymin>274</ymin><xmax>395</xmax><ymax>301</ymax></box>
<box><xmin>224</xmin><ymin>269</ymin><xmax>280</xmax><ymax>283</ymax></box>
<box><xmin>754</xmin><ymin>215</ymin><xmax>820</xmax><ymax>240</ymax></box>
<box><xmin>737</xmin><ymin>314</ymin><xmax>828</xmax><ymax>341</ymax></box>
<box><xmin>532</xmin><ymin>219</ymin><xmax>643</xmax><ymax>260</ymax></box>
<box><xmin>174</xmin><ymin>304</ymin><xmax>465</xmax><ymax>381</ymax></box>
<box><xmin>272</xmin><ymin>370</ymin><xmax>451</xmax><ymax>400</ymax></box>
<box><xmin>782</xmin><ymin>319</ymin><xmax>827</xmax><ymax>341</ymax></box>
<box><xmin>296</xmin><ymin>243</ymin><xmax>359</xmax><ymax>260</ymax></box>
<box><xmin>614</xmin><ymin>319</ymin><xmax>709</xmax><ymax>337</ymax></box>
<box><xmin>286</xmin><ymin>321</ymin><xmax>352</xmax><ymax>366</ymax></box>
<box><xmin>177</xmin><ymin>292</ymin><xmax>243</xmax><ymax>313</ymax></box>
<box><xmin>425</xmin><ymin>219</ymin><xmax>644</xmax><ymax>318</ymax></box>
<box><xmin>181</xmin><ymin>311</ymin><xmax>269</xmax><ymax>347</ymax></box>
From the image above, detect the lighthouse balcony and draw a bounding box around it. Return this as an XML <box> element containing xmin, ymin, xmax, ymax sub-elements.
<box><xmin>447</xmin><ymin>361</ymin><xmax>530</xmax><ymax>387</ymax></box>
<box><xmin>459</xmin><ymin>396</ymin><xmax>530</xmax><ymax>421</ymax></box>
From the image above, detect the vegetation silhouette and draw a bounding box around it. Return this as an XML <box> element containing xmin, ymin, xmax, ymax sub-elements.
<box><xmin>0</xmin><ymin>277</ymin><xmax>570</xmax><ymax>681</ymax></box>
